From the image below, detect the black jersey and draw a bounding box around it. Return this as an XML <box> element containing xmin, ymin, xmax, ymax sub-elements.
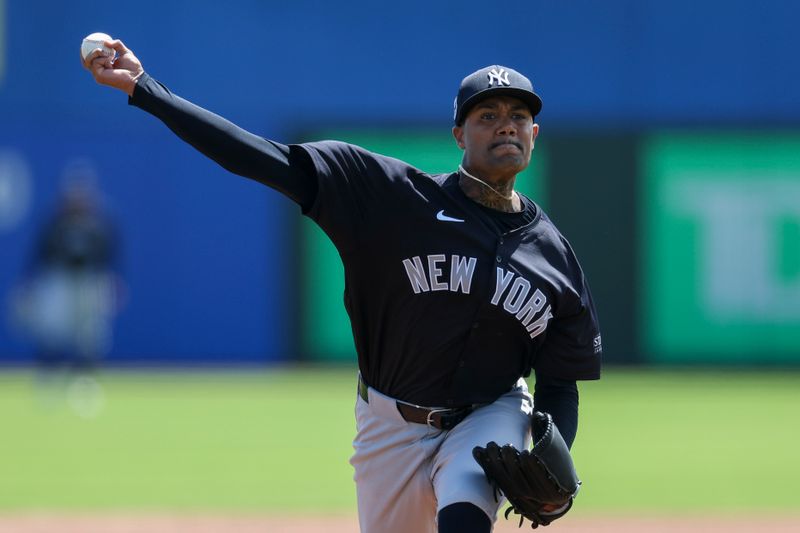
<box><xmin>129</xmin><ymin>73</ymin><xmax>601</xmax><ymax>409</ymax></box>
<box><xmin>299</xmin><ymin>141</ymin><xmax>601</xmax><ymax>406</ymax></box>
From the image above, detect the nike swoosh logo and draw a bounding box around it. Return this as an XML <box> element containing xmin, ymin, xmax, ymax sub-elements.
<box><xmin>436</xmin><ymin>210</ymin><xmax>465</xmax><ymax>223</ymax></box>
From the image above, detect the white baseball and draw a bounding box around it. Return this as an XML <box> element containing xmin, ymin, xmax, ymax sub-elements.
<box><xmin>81</xmin><ymin>32</ymin><xmax>115</xmax><ymax>61</ymax></box>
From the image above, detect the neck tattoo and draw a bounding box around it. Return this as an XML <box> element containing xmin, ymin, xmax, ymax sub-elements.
<box><xmin>458</xmin><ymin>165</ymin><xmax>516</xmax><ymax>201</ymax></box>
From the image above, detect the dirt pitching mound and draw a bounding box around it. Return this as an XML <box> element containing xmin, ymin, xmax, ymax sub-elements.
<box><xmin>0</xmin><ymin>513</ymin><xmax>798</xmax><ymax>533</ymax></box>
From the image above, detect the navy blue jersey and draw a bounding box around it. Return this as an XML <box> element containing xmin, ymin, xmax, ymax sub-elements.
<box><xmin>128</xmin><ymin>73</ymin><xmax>601</xmax><ymax>409</ymax></box>
<box><xmin>299</xmin><ymin>141</ymin><xmax>601</xmax><ymax>406</ymax></box>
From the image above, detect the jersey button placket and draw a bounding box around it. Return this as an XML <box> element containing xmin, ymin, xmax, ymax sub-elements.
<box><xmin>496</xmin><ymin>235</ymin><xmax>507</xmax><ymax>264</ymax></box>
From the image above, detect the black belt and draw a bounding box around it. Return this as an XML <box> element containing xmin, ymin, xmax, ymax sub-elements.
<box><xmin>358</xmin><ymin>375</ymin><xmax>473</xmax><ymax>431</ymax></box>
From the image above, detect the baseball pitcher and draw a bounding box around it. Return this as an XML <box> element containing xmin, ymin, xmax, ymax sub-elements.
<box><xmin>82</xmin><ymin>38</ymin><xmax>602</xmax><ymax>532</ymax></box>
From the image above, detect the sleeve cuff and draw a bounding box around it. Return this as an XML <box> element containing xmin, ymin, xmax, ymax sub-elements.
<box><xmin>127</xmin><ymin>71</ymin><xmax>151</xmax><ymax>106</ymax></box>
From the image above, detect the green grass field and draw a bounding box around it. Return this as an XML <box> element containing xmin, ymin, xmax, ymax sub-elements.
<box><xmin>1</xmin><ymin>367</ymin><xmax>798</xmax><ymax>515</ymax></box>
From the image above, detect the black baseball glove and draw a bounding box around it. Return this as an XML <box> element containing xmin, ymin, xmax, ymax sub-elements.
<box><xmin>472</xmin><ymin>411</ymin><xmax>581</xmax><ymax>529</ymax></box>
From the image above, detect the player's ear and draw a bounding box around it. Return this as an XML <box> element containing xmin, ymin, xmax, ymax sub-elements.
<box><xmin>530</xmin><ymin>123</ymin><xmax>539</xmax><ymax>150</ymax></box>
<box><xmin>452</xmin><ymin>126</ymin><xmax>465</xmax><ymax>150</ymax></box>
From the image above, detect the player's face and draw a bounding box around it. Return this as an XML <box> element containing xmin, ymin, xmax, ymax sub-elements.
<box><xmin>453</xmin><ymin>96</ymin><xmax>539</xmax><ymax>182</ymax></box>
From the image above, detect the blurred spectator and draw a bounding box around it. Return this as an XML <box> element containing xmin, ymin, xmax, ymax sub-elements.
<box><xmin>9</xmin><ymin>160</ymin><xmax>123</xmax><ymax>416</ymax></box>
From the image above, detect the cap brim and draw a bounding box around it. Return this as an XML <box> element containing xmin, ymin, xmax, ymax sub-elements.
<box><xmin>456</xmin><ymin>87</ymin><xmax>543</xmax><ymax>124</ymax></box>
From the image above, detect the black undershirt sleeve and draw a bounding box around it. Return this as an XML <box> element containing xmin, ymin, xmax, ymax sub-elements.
<box><xmin>128</xmin><ymin>72</ymin><xmax>318</xmax><ymax>210</ymax></box>
<box><xmin>533</xmin><ymin>370</ymin><xmax>579</xmax><ymax>449</ymax></box>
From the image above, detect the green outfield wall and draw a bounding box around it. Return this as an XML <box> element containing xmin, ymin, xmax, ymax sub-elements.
<box><xmin>642</xmin><ymin>134</ymin><xmax>800</xmax><ymax>362</ymax></box>
<box><xmin>296</xmin><ymin>130</ymin><xmax>800</xmax><ymax>366</ymax></box>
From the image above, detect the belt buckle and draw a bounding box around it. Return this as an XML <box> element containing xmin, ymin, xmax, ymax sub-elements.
<box><xmin>426</xmin><ymin>408</ymin><xmax>451</xmax><ymax>429</ymax></box>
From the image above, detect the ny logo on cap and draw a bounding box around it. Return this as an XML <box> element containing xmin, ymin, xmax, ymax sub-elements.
<box><xmin>487</xmin><ymin>68</ymin><xmax>511</xmax><ymax>87</ymax></box>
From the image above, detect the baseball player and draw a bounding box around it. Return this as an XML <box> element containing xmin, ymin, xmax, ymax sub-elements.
<box><xmin>83</xmin><ymin>39</ymin><xmax>602</xmax><ymax>533</ymax></box>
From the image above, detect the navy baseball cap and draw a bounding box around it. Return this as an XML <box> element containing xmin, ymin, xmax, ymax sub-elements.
<box><xmin>453</xmin><ymin>65</ymin><xmax>543</xmax><ymax>125</ymax></box>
